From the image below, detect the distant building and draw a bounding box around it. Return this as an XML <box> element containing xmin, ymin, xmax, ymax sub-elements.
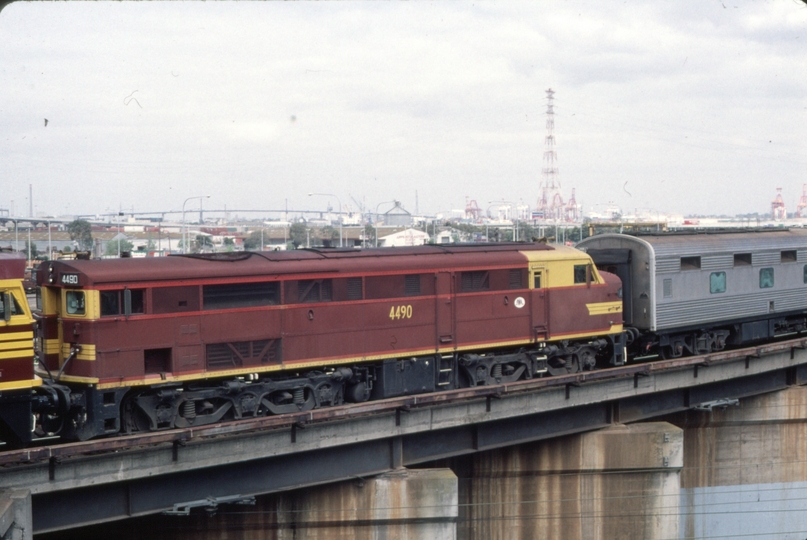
<box><xmin>383</xmin><ymin>202</ymin><xmax>412</xmax><ymax>227</ymax></box>
<box><xmin>378</xmin><ymin>228</ymin><xmax>430</xmax><ymax>247</ymax></box>
<box><xmin>435</xmin><ymin>228</ymin><xmax>460</xmax><ymax>244</ymax></box>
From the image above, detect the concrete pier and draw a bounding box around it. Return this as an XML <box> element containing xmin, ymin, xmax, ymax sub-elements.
<box><xmin>673</xmin><ymin>386</ymin><xmax>807</xmax><ymax>539</ymax></box>
<box><xmin>0</xmin><ymin>490</ymin><xmax>31</xmax><ymax>540</ymax></box>
<box><xmin>455</xmin><ymin>422</ymin><xmax>683</xmax><ymax>540</ymax></box>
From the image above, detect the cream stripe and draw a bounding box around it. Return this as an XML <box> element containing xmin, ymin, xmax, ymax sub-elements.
<box><xmin>0</xmin><ymin>378</ymin><xmax>42</xmax><ymax>390</ymax></box>
<box><xmin>0</xmin><ymin>348</ymin><xmax>33</xmax><ymax>360</ymax></box>
<box><xmin>0</xmin><ymin>331</ymin><xmax>34</xmax><ymax>341</ymax></box>
<box><xmin>586</xmin><ymin>301</ymin><xmax>623</xmax><ymax>316</ymax></box>
<box><xmin>0</xmin><ymin>341</ymin><xmax>34</xmax><ymax>352</ymax></box>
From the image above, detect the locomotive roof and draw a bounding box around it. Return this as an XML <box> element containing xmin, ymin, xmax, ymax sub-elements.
<box><xmin>582</xmin><ymin>229</ymin><xmax>807</xmax><ymax>259</ymax></box>
<box><xmin>38</xmin><ymin>242</ymin><xmax>557</xmax><ymax>286</ymax></box>
<box><xmin>0</xmin><ymin>252</ymin><xmax>26</xmax><ymax>280</ymax></box>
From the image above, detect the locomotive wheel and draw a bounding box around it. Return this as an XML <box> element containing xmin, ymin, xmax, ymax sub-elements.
<box><xmin>39</xmin><ymin>413</ymin><xmax>63</xmax><ymax>437</ymax></box>
<box><xmin>576</xmin><ymin>347</ymin><xmax>597</xmax><ymax>371</ymax></box>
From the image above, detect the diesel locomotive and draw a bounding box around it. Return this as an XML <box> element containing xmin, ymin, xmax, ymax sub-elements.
<box><xmin>1</xmin><ymin>242</ymin><xmax>621</xmax><ymax>446</ymax></box>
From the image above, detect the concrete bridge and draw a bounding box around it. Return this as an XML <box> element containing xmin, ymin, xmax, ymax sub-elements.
<box><xmin>3</xmin><ymin>338</ymin><xmax>807</xmax><ymax>539</ymax></box>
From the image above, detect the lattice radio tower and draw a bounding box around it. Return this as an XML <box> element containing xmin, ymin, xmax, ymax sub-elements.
<box><xmin>537</xmin><ymin>88</ymin><xmax>566</xmax><ymax>221</ymax></box>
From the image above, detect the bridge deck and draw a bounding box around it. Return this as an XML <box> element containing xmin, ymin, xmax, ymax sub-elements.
<box><xmin>3</xmin><ymin>338</ymin><xmax>807</xmax><ymax>533</ymax></box>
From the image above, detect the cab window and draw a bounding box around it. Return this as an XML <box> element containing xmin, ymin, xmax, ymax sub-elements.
<box><xmin>101</xmin><ymin>289</ymin><xmax>145</xmax><ymax>316</ymax></box>
<box><xmin>100</xmin><ymin>291</ymin><xmax>120</xmax><ymax>316</ymax></box>
<box><xmin>66</xmin><ymin>291</ymin><xmax>86</xmax><ymax>315</ymax></box>
<box><xmin>0</xmin><ymin>292</ymin><xmax>22</xmax><ymax>320</ymax></box>
<box><xmin>573</xmin><ymin>265</ymin><xmax>587</xmax><ymax>284</ymax></box>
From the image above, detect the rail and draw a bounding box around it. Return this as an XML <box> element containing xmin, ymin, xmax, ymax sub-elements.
<box><xmin>2</xmin><ymin>336</ymin><xmax>804</xmax><ymax>467</ymax></box>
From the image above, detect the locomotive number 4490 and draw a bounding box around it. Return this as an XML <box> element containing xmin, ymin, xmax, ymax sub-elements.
<box><xmin>60</xmin><ymin>274</ymin><xmax>79</xmax><ymax>285</ymax></box>
<box><xmin>389</xmin><ymin>305</ymin><xmax>413</xmax><ymax>320</ymax></box>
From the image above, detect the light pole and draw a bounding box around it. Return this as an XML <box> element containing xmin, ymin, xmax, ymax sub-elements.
<box><xmin>182</xmin><ymin>195</ymin><xmax>210</xmax><ymax>254</ymax></box>
<box><xmin>116</xmin><ymin>211</ymin><xmax>122</xmax><ymax>257</ymax></box>
<box><xmin>489</xmin><ymin>199</ymin><xmax>518</xmax><ymax>242</ymax></box>
<box><xmin>308</xmin><ymin>193</ymin><xmax>342</xmax><ymax>247</ymax></box>
<box><xmin>374</xmin><ymin>200</ymin><xmax>396</xmax><ymax>247</ymax></box>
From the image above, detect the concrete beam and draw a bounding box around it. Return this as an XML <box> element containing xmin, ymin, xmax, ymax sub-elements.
<box><xmin>187</xmin><ymin>468</ymin><xmax>459</xmax><ymax>540</ymax></box>
<box><xmin>40</xmin><ymin>469</ymin><xmax>459</xmax><ymax>540</ymax></box>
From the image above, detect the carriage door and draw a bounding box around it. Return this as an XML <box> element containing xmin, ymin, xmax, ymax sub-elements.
<box><xmin>586</xmin><ymin>249</ymin><xmax>632</xmax><ymax>325</ymax></box>
<box><xmin>435</xmin><ymin>272</ymin><xmax>454</xmax><ymax>349</ymax></box>
<box><xmin>530</xmin><ymin>267</ymin><xmax>548</xmax><ymax>341</ymax></box>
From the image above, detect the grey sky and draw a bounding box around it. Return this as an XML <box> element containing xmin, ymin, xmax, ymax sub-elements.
<box><xmin>2</xmin><ymin>1</ymin><xmax>806</xmax><ymax>219</ymax></box>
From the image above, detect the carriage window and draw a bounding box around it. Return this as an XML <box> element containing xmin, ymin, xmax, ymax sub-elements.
<box><xmin>204</xmin><ymin>282</ymin><xmax>279</xmax><ymax>310</ymax></box>
<box><xmin>782</xmin><ymin>250</ymin><xmax>797</xmax><ymax>263</ymax></box>
<box><xmin>680</xmin><ymin>256</ymin><xmax>701</xmax><ymax>270</ymax></box>
<box><xmin>804</xmin><ymin>265</ymin><xmax>807</xmax><ymax>284</ymax></box>
<box><xmin>461</xmin><ymin>271</ymin><xmax>489</xmax><ymax>292</ymax></box>
<box><xmin>734</xmin><ymin>253</ymin><xmax>752</xmax><ymax>266</ymax></box>
<box><xmin>573</xmin><ymin>265</ymin><xmax>587</xmax><ymax>284</ymax></box>
<box><xmin>298</xmin><ymin>279</ymin><xmax>333</xmax><ymax>303</ymax></box>
<box><xmin>759</xmin><ymin>268</ymin><xmax>774</xmax><ymax>289</ymax></box>
<box><xmin>65</xmin><ymin>291</ymin><xmax>85</xmax><ymax>315</ymax></box>
<box><xmin>710</xmin><ymin>272</ymin><xmax>726</xmax><ymax>294</ymax></box>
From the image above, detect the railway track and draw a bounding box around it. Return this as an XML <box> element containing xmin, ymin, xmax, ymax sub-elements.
<box><xmin>2</xmin><ymin>336</ymin><xmax>806</xmax><ymax>467</ymax></box>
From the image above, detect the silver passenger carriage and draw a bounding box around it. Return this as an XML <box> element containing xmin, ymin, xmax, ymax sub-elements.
<box><xmin>578</xmin><ymin>229</ymin><xmax>807</xmax><ymax>358</ymax></box>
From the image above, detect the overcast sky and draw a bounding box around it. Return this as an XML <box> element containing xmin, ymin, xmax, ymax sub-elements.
<box><xmin>2</xmin><ymin>1</ymin><xmax>806</xmax><ymax>220</ymax></box>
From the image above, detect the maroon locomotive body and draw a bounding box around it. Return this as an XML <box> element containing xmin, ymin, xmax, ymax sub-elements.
<box><xmin>34</xmin><ymin>243</ymin><xmax>624</xmax><ymax>441</ymax></box>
